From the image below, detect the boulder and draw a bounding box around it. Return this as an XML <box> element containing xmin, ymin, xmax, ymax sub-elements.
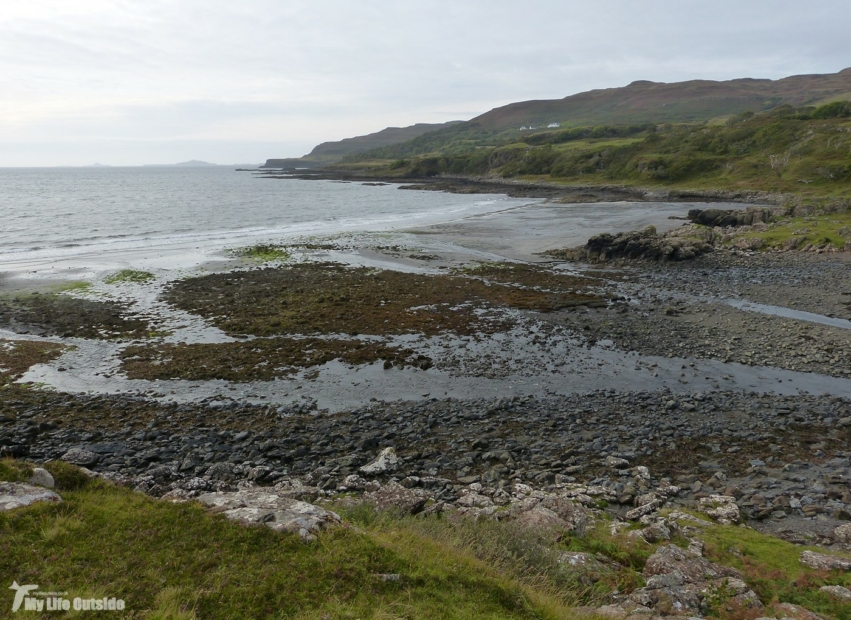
<box><xmin>28</xmin><ymin>467</ymin><xmax>55</xmax><ymax>489</ymax></box>
<box><xmin>514</xmin><ymin>505</ymin><xmax>570</xmax><ymax>533</ymax></box>
<box><xmin>772</xmin><ymin>602</ymin><xmax>826</xmax><ymax>620</ymax></box>
<box><xmin>359</xmin><ymin>447</ymin><xmax>398</xmax><ymax>476</ymax></box>
<box><xmin>800</xmin><ymin>550</ymin><xmax>851</xmax><ymax>571</ymax></box>
<box><xmin>0</xmin><ymin>482</ymin><xmax>62</xmax><ymax>511</ymax></box>
<box><xmin>363</xmin><ymin>481</ymin><xmax>430</xmax><ymax>515</ymax></box>
<box><xmin>820</xmin><ymin>585</ymin><xmax>851</xmax><ymax>601</ymax></box>
<box><xmin>627</xmin><ymin>544</ymin><xmax>762</xmax><ymax>616</ymax></box>
<box><xmin>833</xmin><ymin>522</ymin><xmax>851</xmax><ymax>543</ymax></box>
<box><xmin>698</xmin><ymin>494</ymin><xmax>740</xmax><ymax>524</ymax></box>
<box><xmin>196</xmin><ymin>489</ymin><xmax>341</xmax><ymax>541</ymax></box>
<box><xmin>60</xmin><ymin>448</ymin><xmax>99</xmax><ymax>467</ymax></box>
<box><xmin>640</xmin><ymin>520</ymin><xmax>672</xmax><ymax>543</ymax></box>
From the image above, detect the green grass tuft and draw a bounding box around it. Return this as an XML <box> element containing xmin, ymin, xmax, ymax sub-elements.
<box><xmin>105</xmin><ymin>270</ymin><xmax>156</xmax><ymax>284</ymax></box>
<box><xmin>228</xmin><ymin>244</ymin><xmax>292</xmax><ymax>262</ymax></box>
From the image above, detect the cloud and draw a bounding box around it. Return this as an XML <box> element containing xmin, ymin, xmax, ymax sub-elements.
<box><xmin>1</xmin><ymin>0</ymin><xmax>849</xmax><ymax>165</ymax></box>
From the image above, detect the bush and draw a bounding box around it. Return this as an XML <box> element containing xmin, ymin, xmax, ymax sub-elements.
<box><xmin>43</xmin><ymin>461</ymin><xmax>95</xmax><ymax>491</ymax></box>
<box><xmin>812</xmin><ymin>101</ymin><xmax>851</xmax><ymax>119</ymax></box>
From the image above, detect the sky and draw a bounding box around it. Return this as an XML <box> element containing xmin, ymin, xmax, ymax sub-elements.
<box><xmin>1</xmin><ymin>1</ymin><xmax>849</xmax><ymax>167</ymax></box>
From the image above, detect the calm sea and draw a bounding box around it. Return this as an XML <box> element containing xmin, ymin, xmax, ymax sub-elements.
<box><xmin>0</xmin><ymin>167</ymin><xmax>526</xmax><ymax>265</ymax></box>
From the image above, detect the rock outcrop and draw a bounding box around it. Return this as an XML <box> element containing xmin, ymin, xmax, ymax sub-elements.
<box><xmin>619</xmin><ymin>544</ymin><xmax>762</xmax><ymax>616</ymax></box>
<box><xmin>0</xmin><ymin>482</ymin><xmax>62</xmax><ymax>511</ymax></box>
<box><xmin>552</xmin><ymin>225</ymin><xmax>715</xmax><ymax>262</ymax></box>
<box><xmin>195</xmin><ymin>486</ymin><xmax>342</xmax><ymax>541</ymax></box>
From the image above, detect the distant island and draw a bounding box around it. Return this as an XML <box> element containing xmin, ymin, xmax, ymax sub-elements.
<box><xmin>143</xmin><ymin>160</ymin><xmax>218</xmax><ymax>167</ymax></box>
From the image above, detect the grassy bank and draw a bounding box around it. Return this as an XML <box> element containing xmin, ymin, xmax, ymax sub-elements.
<box><xmin>4</xmin><ymin>459</ymin><xmax>851</xmax><ymax>619</ymax></box>
<box><xmin>1</xmin><ymin>460</ymin><xmax>575</xmax><ymax>619</ymax></box>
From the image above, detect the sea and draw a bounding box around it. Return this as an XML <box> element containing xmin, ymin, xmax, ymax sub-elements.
<box><xmin>0</xmin><ymin>166</ymin><xmax>531</xmax><ymax>279</ymax></box>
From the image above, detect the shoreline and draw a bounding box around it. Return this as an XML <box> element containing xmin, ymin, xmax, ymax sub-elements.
<box><xmin>273</xmin><ymin>169</ymin><xmax>791</xmax><ymax>205</ymax></box>
<box><xmin>2</xmin><ymin>192</ymin><xmax>851</xmax><ymax>582</ymax></box>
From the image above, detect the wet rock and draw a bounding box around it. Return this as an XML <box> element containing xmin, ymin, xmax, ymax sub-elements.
<box><xmin>196</xmin><ymin>488</ymin><xmax>341</xmax><ymax>541</ymax></box>
<box><xmin>0</xmin><ymin>482</ymin><xmax>61</xmax><ymax>511</ymax></box>
<box><xmin>60</xmin><ymin>448</ymin><xmax>99</xmax><ymax>466</ymax></box>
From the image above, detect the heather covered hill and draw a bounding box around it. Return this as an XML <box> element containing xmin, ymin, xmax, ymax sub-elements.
<box><xmin>470</xmin><ymin>68</ymin><xmax>851</xmax><ymax>131</ymax></box>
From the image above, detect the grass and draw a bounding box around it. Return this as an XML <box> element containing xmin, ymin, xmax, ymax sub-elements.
<box><xmin>731</xmin><ymin>212</ymin><xmax>851</xmax><ymax>250</ymax></box>
<box><xmin>105</xmin><ymin>270</ymin><xmax>156</xmax><ymax>284</ymax></box>
<box><xmin>54</xmin><ymin>280</ymin><xmax>92</xmax><ymax>293</ymax></box>
<box><xmin>697</xmin><ymin>522</ymin><xmax>851</xmax><ymax>620</ymax></box>
<box><xmin>0</xmin><ymin>460</ymin><xmax>579</xmax><ymax>619</ymax></box>
<box><xmin>4</xmin><ymin>459</ymin><xmax>851</xmax><ymax>618</ymax></box>
<box><xmin>228</xmin><ymin>244</ymin><xmax>292</xmax><ymax>263</ymax></box>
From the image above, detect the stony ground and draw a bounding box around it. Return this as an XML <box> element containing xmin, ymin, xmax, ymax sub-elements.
<box><xmin>3</xmin><ymin>381</ymin><xmax>851</xmax><ymax>546</ymax></box>
<box><xmin>3</xmin><ymin>232</ymin><xmax>851</xmax><ymax>617</ymax></box>
<box><xmin>553</xmin><ymin>251</ymin><xmax>851</xmax><ymax>379</ymax></box>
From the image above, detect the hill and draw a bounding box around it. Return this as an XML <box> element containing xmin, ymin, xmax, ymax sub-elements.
<box><xmin>342</xmin><ymin>68</ymin><xmax>851</xmax><ymax>162</ymax></box>
<box><xmin>471</xmin><ymin>68</ymin><xmax>851</xmax><ymax>130</ymax></box>
<box><xmin>262</xmin><ymin>121</ymin><xmax>462</xmax><ymax>168</ymax></box>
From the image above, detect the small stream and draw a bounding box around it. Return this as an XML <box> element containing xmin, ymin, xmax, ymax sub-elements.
<box><xmin>726</xmin><ymin>299</ymin><xmax>851</xmax><ymax>330</ymax></box>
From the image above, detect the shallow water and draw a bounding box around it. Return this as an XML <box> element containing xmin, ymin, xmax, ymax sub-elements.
<box><xmin>727</xmin><ymin>298</ymin><xmax>851</xmax><ymax>330</ymax></box>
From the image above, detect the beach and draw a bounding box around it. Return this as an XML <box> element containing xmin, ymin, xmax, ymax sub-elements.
<box><xmin>2</xmin><ymin>181</ymin><xmax>851</xmax><ymax>548</ymax></box>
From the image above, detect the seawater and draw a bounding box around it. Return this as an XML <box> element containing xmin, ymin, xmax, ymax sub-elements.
<box><xmin>0</xmin><ymin>167</ymin><xmax>529</xmax><ymax>269</ymax></box>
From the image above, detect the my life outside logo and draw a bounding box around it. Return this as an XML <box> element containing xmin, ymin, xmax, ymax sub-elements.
<box><xmin>9</xmin><ymin>581</ymin><xmax>126</xmax><ymax>613</ymax></box>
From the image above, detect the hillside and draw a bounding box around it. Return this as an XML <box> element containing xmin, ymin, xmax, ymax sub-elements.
<box><xmin>262</xmin><ymin>121</ymin><xmax>462</xmax><ymax>168</ymax></box>
<box><xmin>341</xmin><ymin>68</ymin><xmax>851</xmax><ymax>162</ymax></box>
<box><xmin>471</xmin><ymin>68</ymin><xmax>851</xmax><ymax>131</ymax></box>
<box><xmin>333</xmin><ymin>101</ymin><xmax>851</xmax><ymax>202</ymax></box>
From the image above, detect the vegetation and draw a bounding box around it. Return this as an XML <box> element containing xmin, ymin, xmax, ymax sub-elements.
<box><xmin>5</xmin><ymin>460</ymin><xmax>851</xmax><ymax>619</ymax></box>
<box><xmin>120</xmin><ymin>337</ymin><xmax>430</xmax><ymax>382</ymax></box>
<box><xmin>697</xmin><ymin>521</ymin><xmax>851</xmax><ymax>620</ymax></box>
<box><xmin>228</xmin><ymin>244</ymin><xmax>292</xmax><ymax>263</ymax></box>
<box><xmin>1</xmin><ymin>460</ymin><xmax>579</xmax><ymax>619</ymax></box>
<box><xmin>105</xmin><ymin>270</ymin><xmax>156</xmax><ymax>284</ymax></box>
<box><xmin>0</xmin><ymin>340</ymin><xmax>66</xmax><ymax>386</ymax></box>
<box><xmin>731</xmin><ymin>212</ymin><xmax>851</xmax><ymax>250</ymax></box>
<box><xmin>164</xmin><ymin>263</ymin><xmax>605</xmax><ymax>339</ymax></box>
<box><xmin>0</xmin><ymin>293</ymin><xmax>152</xmax><ymax>339</ymax></box>
<box><xmin>335</xmin><ymin>104</ymin><xmax>851</xmax><ymax>200</ymax></box>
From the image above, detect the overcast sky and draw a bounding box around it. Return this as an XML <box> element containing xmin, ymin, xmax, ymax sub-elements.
<box><xmin>2</xmin><ymin>1</ymin><xmax>849</xmax><ymax>166</ymax></box>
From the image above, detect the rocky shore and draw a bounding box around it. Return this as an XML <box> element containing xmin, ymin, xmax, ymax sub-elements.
<box><xmin>3</xmin><ymin>383</ymin><xmax>851</xmax><ymax>545</ymax></box>
<box><xmin>3</xmin><ymin>196</ymin><xmax>851</xmax><ymax>618</ymax></box>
